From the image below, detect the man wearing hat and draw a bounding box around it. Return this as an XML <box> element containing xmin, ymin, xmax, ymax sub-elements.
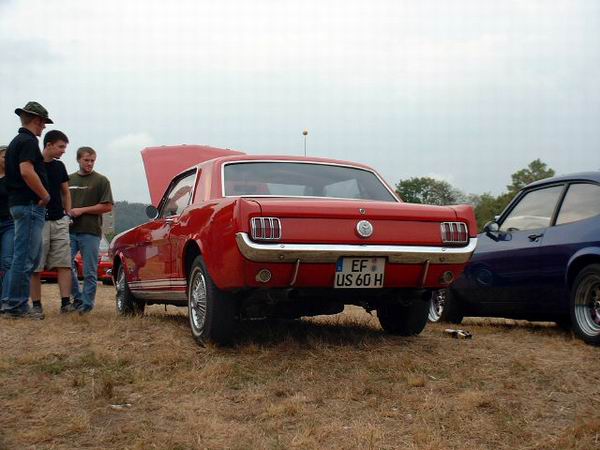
<box><xmin>0</xmin><ymin>102</ymin><xmax>52</xmax><ymax>319</ymax></box>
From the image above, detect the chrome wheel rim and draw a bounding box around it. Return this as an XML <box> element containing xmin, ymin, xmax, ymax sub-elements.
<box><xmin>190</xmin><ymin>270</ymin><xmax>208</xmax><ymax>333</ymax></box>
<box><xmin>116</xmin><ymin>267</ymin><xmax>126</xmax><ymax>311</ymax></box>
<box><xmin>428</xmin><ymin>289</ymin><xmax>446</xmax><ymax>322</ymax></box>
<box><xmin>574</xmin><ymin>274</ymin><xmax>600</xmax><ymax>337</ymax></box>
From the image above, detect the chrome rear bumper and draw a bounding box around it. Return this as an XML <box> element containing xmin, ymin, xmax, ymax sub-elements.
<box><xmin>235</xmin><ymin>232</ymin><xmax>477</xmax><ymax>264</ymax></box>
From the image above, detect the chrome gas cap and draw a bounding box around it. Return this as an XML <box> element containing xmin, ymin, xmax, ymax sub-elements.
<box><xmin>356</xmin><ymin>220</ymin><xmax>374</xmax><ymax>238</ymax></box>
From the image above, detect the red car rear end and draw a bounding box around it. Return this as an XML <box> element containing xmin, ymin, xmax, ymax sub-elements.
<box><xmin>111</xmin><ymin>149</ymin><xmax>477</xmax><ymax>346</ymax></box>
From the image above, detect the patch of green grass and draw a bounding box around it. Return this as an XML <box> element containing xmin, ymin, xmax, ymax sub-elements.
<box><xmin>38</xmin><ymin>361</ymin><xmax>67</xmax><ymax>375</ymax></box>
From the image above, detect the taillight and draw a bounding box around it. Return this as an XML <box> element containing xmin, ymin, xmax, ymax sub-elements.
<box><xmin>440</xmin><ymin>222</ymin><xmax>469</xmax><ymax>244</ymax></box>
<box><xmin>251</xmin><ymin>217</ymin><xmax>282</xmax><ymax>240</ymax></box>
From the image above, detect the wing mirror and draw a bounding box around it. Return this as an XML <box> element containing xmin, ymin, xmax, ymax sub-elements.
<box><xmin>483</xmin><ymin>220</ymin><xmax>499</xmax><ymax>233</ymax></box>
<box><xmin>145</xmin><ymin>205</ymin><xmax>159</xmax><ymax>220</ymax></box>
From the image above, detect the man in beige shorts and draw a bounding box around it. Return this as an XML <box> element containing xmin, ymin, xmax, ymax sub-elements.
<box><xmin>30</xmin><ymin>130</ymin><xmax>72</xmax><ymax>317</ymax></box>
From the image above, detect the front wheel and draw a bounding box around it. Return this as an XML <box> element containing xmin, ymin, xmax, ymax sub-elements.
<box><xmin>570</xmin><ymin>264</ymin><xmax>600</xmax><ymax>345</ymax></box>
<box><xmin>439</xmin><ymin>288</ymin><xmax>464</xmax><ymax>324</ymax></box>
<box><xmin>115</xmin><ymin>264</ymin><xmax>145</xmax><ymax>316</ymax></box>
<box><xmin>188</xmin><ymin>256</ymin><xmax>236</xmax><ymax>346</ymax></box>
<box><xmin>377</xmin><ymin>295</ymin><xmax>430</xmax><ymax>336</ymax></box>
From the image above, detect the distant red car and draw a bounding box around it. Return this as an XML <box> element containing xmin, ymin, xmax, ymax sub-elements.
<box><xmin>41</xmin><ymin>234</ymin><xmax>113</xmax><ymax>285</ymax></box>
<box><xmin>111</xmin><ymin>146</ymin><xmax>477</xmax><ymax>346</ymax></box>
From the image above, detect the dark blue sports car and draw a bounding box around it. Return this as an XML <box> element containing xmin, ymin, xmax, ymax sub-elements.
<box><xmin>430</xmin><ymin>171</ymin><xmax>600</xmax><ymax>345</ymax></box>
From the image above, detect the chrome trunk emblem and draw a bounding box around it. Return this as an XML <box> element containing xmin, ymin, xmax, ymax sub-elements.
<box><xmin>356</xmin><ymin>220</ymin><xmax>373</xmax><ymax>238</ymax></box>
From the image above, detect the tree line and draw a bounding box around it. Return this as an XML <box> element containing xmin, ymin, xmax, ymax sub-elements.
<box><xmin>395</xmin><ymin>159</ymin><xmax>555</xmax><ymax>230</ymax></box>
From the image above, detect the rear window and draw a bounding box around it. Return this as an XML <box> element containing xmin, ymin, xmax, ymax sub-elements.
<box><xmin>223</xmin><ymin>162</ymin><xmax>397</xmax><ymax>202</ymax></box>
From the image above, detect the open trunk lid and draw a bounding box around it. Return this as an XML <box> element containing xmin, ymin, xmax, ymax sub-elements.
<box><xmin>142</xmin><ymin>145</ymin><xmax>245</xmax><ymax>205</ymax></box>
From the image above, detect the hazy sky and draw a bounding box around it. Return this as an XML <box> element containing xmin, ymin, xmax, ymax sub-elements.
<box><xmin>1</xmin><ymin>0</ymin><xmax>598</xmax><ymax>203</ymax></box>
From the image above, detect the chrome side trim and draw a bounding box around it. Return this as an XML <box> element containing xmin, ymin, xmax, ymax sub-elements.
<box><xmin>236</xmin><ymin>232</ymin><xmax>477</xmax><ymax>264</ymax></box>
<box><xmin>129</xmin><ymin>278</ymin><xmax>187</xmax><ymax>289</ymax></box>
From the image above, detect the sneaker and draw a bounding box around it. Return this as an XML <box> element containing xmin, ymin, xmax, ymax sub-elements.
<box><xmin>3</xmin><ymin>308</ymin><xmax>45</xmax><ymax>320</ymax></box>
<box><xmin>31</xmin><ymin>303</ymin><xmax>45</xmax><ymax>319</ymax></box>
<box><xmin>60</xmin><ymin>302</ymin><xmax>77</xmax><ymax>313</ymax></box>
<box><xmin>78</xmin><ymin>306</ymin><xmax>93</xmax><ymax>315</ymax></box>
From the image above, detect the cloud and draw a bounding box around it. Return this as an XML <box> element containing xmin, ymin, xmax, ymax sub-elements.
<box><xmin>0</xmin><ymin>0</ymin><xmax>598</xmax><ymax>200</ymax></box>
<box><xmin>102</xmin><ymin>133</ymin><xmax>155</xmax><ymax>204</ymax></box>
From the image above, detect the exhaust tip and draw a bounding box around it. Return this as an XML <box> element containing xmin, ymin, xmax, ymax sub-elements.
<box><xmin>256</xmin><ymin>269</ymin><xmax>272</xmax><ymax>283</ymax></box>
<box><xmin>440</xmin><ymin>271</ymin><xmax>454</xmax><ymax>284</ymax></box>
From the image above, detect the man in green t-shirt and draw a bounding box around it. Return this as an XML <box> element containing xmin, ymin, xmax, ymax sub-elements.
<box><xmin>68</xmin><ymin>146</ymin><xmax>113</xmax><ymax>314</ymax></box>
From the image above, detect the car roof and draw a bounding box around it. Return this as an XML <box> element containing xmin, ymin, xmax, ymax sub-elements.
<box><xmin>203</xmin><ymin>154</ymin><xmax>376</xmax><ymax>170</ymax></box>
<box><xmin>525</xmin><ymin>171</ymin><xmax>600</xmax><ymax>189</ymax></box>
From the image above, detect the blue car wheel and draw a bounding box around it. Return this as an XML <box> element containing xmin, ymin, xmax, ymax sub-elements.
<box><xmin>571</xmin><ymin>264</ymin><xmax>600</xmax><ymax>345</ymax></box>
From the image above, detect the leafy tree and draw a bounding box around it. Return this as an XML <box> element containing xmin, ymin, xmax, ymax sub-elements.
<box><xmin>113</xmin><ymin>201</ymin><xmax>150</xmax><ymax>233</ymax></box>
<box><xmin>506</xmin><ymin>159</ymin><xmax>555</xmax><ymax>195</ymax></box>
<box><xmin>395</xmin><ymin>177</ymin><xmax>466</xmax><ymax>205</ymax></box>
<box><xmin>473</xmin><ymin>192</ymin><xmax>513</xmax><ymax>231</ymax></box>
<box><xmin>394</xmin><ymin>159</ymin><xmax>555</xmax><ymax>232</ymax></box>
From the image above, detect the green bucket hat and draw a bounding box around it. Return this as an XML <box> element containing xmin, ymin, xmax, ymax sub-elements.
<box><xmin>14</xmin><ymin>101</ymin><xmax>53</xmax><ymax>124</ymax></box>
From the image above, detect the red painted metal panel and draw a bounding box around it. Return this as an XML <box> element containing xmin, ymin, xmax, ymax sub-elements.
<box><xmin>141</xmin><ymin>145</ymin><xmax>244</xmax><ymax>205</ymax></box>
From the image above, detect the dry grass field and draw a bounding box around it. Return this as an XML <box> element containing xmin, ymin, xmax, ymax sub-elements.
<box><xmin>1</xmin><ymin>284</ymin><xmax>599</xmax><ymax>450</ymax></box>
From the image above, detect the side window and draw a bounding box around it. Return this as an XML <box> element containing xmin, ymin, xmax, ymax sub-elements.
<box><xmin>500</xmin><ymin>185</ymin><xmax>563</xmax><ymax>232</ymax></box>
<box><xmin>556</xmin><ymin>183</ymin><xmax>600</xmax><ymax>225</ymax></box>
<box><xmin>159</xmin><ymin>171</ymin><xmax>196</xmax><ymax>218</ymax></box>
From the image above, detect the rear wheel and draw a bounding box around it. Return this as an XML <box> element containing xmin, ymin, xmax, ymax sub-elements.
<box><xmin>428</xmin><ymin>289</ymin><xmax>446</xmax><ymax>322</ymax></box>
<box><xmin>570</xmin><ymin>264</ymin><xmax>600</xmax><ymax>345</ymax></box>
<box><xmin>115</xmin><ymin>265</ymin><xmax>145</xmax><ymax>316</ymax></box>
<box><xmin>377</xmin><ymin>295</ymin><xmax>430</xmax><ymax>336</ymax></box>
<box><xmin>188</xmin><ymin>256</ymin><xmax>236</xmax><ymax>346</ymax></box>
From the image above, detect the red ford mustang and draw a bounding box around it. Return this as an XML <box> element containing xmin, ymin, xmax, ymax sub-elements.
<box><xmin>110</xmin><ymin>146</ymin><xmax>477</xmax><ymax>345</ymax></box>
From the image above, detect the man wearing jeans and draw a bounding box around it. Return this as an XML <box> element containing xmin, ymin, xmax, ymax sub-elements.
<box><xmin>1</xmin><ymin>102</ymin><xmax>52</xmax><ymax>319</ymax></box>
<box><xmin>68</xmin><ymin>146</ymin><xmax>113</xmax><ymax>314</ymax></box>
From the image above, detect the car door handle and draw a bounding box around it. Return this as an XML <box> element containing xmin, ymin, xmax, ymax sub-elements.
<box><xmin>528</xmin><ymin>233</ymin><xmax>543</xmax><ymax>241</ymax></box>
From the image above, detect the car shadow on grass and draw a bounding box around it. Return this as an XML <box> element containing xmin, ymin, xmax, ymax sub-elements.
<box><xmin>460</xmin><ymin>317</ymin><xmax>575</xmax><ymax>339</ymax></box>
<box><xmin>143</xmin><ymin>308</ymin><xmax>395</xmax><ymax>347</ymax></box>
<box><xmin>233</xmin><ymin>317</ymin><xmax>389</xmax><ymax>347</ymax></box>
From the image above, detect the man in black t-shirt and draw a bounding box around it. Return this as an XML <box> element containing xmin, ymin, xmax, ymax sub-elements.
<box><xmin>0</xmin><ymin>101</ymin><xmax>52</xmax><ymax>319</ymax></box>
<box><xmin>30</xmin><ymin>130</ymin><xmax>73</xmax><ymax>316</ymax></box>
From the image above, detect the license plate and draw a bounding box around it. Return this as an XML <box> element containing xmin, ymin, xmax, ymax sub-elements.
<box><xmin>334</xmin><ymin>257</ymin><xmax>385</xmax><ymax>288</ymax></box>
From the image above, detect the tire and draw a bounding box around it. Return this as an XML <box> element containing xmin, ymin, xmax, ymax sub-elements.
<box><xmin>428</xmin><ymin>289</ymin><xmax>446</xmax><ymax>322</ymax></box>
<box><xmin>570</xmin><ymin>264</ymin><xmax>600</xmax><ymax>345</ymax></box>
<box><xmin>377</xmin><ymin>294</ymin><xmax>430</xmax><ymax>336</ymax></box>
<box><xmin>115</xmin><ymin>264</ymin><xmax>145</xmax><ymax>316</ymax></box>
<box><xmin>439</xmin><ymin>288</ymin><xmax>464</xmax><ymax>324</ymax></box>
<box><xmin>188</xmin><ymin>256</ymin><xmax>236</xmax><ymax>346</ymax></box>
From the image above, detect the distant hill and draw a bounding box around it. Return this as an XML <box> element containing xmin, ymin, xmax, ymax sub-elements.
<box><xmin>114</xmin><ymin>201</ymin><xmax>149</xmax><ymax>233</ymax></box>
